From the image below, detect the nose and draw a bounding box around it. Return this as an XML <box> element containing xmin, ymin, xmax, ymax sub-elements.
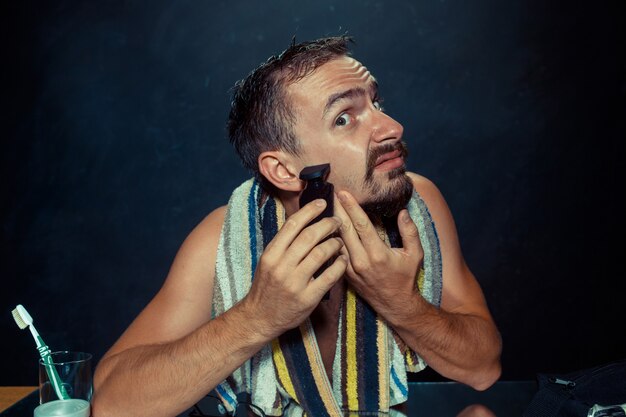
<box><xmin>370</xmin><ymin>111</ymin><xmax>404</xmax><ymax>144</ymax></box>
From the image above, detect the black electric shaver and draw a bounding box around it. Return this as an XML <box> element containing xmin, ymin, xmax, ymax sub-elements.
<box><xmin>299</xmin><ymin>163</ymin><xmax>334</xmax><ymax>299</ymax></box>
<box><xmin>299</xmin><ymin>163</ymin><xmax>334</xmax><ymax>225</ymax></box>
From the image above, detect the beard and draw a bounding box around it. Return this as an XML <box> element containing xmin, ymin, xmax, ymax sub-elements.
<box><xmin>359</xmin><ymin>141</ymin><xmax>414</xmax><ymax>219</ymax></box>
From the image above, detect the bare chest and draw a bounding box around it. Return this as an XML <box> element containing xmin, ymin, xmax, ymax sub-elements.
<box><xmin>309</xmin><ymin>278</ymin><xmax>345</xmax><ymax>383</ymax></box>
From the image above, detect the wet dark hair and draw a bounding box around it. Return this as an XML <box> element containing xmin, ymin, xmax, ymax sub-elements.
<box><xmin>227</xmin><ymin>36</ymin><xmax>354</xmax><ymax>179</ymax></box>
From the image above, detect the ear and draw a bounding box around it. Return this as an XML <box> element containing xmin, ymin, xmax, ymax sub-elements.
<box><xmin>258</xmin><ymin>151</ymin><xmax>303</xmax><ymax>192</ymax></box>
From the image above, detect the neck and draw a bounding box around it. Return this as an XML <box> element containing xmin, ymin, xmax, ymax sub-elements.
<box><xmin>275</xmin><ymin>189</ymin><xmax>300</xmax><ymax>218</ymax></box>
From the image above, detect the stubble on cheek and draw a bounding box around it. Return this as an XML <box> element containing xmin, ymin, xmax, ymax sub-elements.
<box><xmin>359</xmin><ymin>141</ymin><xmax>413</xmax><ymax>218</ymax></box>
<box><xmin>329</xmin><ymin>141</ymin><xmax>413</xmax><ymax>218</ymax></box>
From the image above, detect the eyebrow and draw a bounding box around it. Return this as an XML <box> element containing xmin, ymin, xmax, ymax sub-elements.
<box><xmin>322</xmin><ymin>81</ymin><xmax>379</xmax><ymax>118</ymax></box>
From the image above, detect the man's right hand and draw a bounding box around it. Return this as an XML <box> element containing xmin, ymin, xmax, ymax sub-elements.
<box><xmin>92</xmin><ymin>200</ymin><xmax>345</xmax><ymax>417</ymax></box>
<box><xmin>243</xmin><ymin>198</ymin><xmax>347</xmax><ymax>339</ymax></box>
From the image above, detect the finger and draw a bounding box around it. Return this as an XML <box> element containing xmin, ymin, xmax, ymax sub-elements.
<box><xmin>338</xmin><ymin>250</ymin><xmax>368</xmax><ymax>290</ymax></box>
<box><xmin>333</xmin><ymin>192</ymin><xmax>368</xmax><ymax>260</ymax></box>
<box><xmin>336</xmin><ymin>245</ymin><xmax>358</xmax><ymax>279</ymax></box>
<box><xmin>265</xmin><ymin>199</ymin><xmax>328</xmax><ymax>255</ymax></box>
<box><xmin>397</xmin><ymin>209</ymin><xmax>422</xmax><ymax>255</ymax></box>
<box><xmin>288</xmin><ymin>218</ymin><xmax>342</xmax><ymax>266</ymax></box>
<box><xmin>337</xmin><ymin>190</ymin><xmax>386</xmax><ymax>252</ymax></box>
<box><xmin>297</xmin><ymin>236</ymin><xmax>344</xmax><ymax>278</ymax></box>
<box><xmin>307</xmin><ymin>254</ymin><xmax>348</xmax><ymax>299</ymax></box>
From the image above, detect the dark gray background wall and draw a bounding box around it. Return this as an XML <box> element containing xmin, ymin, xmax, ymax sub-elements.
<box><xmin>1</xmin><ymin>0</ymin><xmax>624</xmax><ymax>386</ymax></box>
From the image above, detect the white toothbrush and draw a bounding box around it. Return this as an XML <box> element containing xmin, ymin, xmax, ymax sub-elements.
<box><xmin>12</xmin><ymin>304</ymin><xmax>70</xmax><ymax>400</ymax></box>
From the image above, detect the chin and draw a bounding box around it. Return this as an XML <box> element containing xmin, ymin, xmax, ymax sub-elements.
<box><xmin>361</xmin><ymin>173</ymin><xmax>414</xmax><ymax>219</ymax></box>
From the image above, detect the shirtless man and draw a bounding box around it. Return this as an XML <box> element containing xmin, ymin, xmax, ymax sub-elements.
<box><xmin>92</xmin><ymin>36</ymin><xmax>502</xmax><ymax>417</ymax></box>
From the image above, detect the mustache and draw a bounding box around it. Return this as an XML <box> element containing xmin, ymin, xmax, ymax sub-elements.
<box><xmin>365</xmin><ymin>141</ymin><xmax>409</xmax><ymax>180</ymax></box>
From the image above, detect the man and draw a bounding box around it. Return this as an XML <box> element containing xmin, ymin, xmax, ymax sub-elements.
<box><xmin>92</xmin><ymin>36</ymin><xmax>501</xmax><ymax>417</ymax></box>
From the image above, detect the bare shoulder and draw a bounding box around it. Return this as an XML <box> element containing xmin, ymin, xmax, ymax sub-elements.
<box><xmin>407</xmin><ymin>172</ymin><xmax>492</xmax><ymax>317</ymax></box>
<box><xmin>158</xmin><ymin>204</ymin><xmax>228</xmax><ymax>295</ymax></box>
<box><xmin>166</xmin><ymin>205</ymin><xmax>228</xmax><ymax>281</ymax></box>
<box><xmin>406</xmin><ymin>172</ymin><xmax>450</xmax><ymax>218</ymax></box>
<box><xmin>406</xmin><ymin>171</ymin><xmax>460</xmax><ymax>257</ymax></box>
<box><xmin>153</xmin><ymin>204</ymin><xmax>228</xmax><ymax>315</ymax></box>
<box><xmin>101</xmin><ymin>205</ymin><xmax>228</xmax><ymax>358</ymax></box>
<box><xmin>406</xmin><ymin>171</ymin><xmax>434</xmax><ymax>190</ymax></box>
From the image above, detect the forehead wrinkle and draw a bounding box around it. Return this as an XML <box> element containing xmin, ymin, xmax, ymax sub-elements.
<box><xmin>288</xmin><ymin>56</ymin><xmax>378</xmax><ymax>121</ymax></box>
<box><xmin>291</xmin><ymin>56</ymin><xmax>374</xmax><ymax>92</ymax></box>
<box><xmin>318</xmin><ymin>64</ymin><xmax>371</xmax><ymax>89</ymax></box>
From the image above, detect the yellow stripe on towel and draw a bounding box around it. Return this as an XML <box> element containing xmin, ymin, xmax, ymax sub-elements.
<box><xmin>417</xmin><ymin>267</ymin><xmax>425</xmax><ymax>292</ymax></box>
<box><xmin>345</xmin><ymin>287</ymin><xmax>359</xmax><ymax>410</ymax></box>
<box><xmin>377</xmin><ymin>317</ymin><xmax>389</xmax><ymax>410</ymax></box>
<box><xmin>272</xmin><ymin>339</ymin><xmax>298</xmax><ymax>402</ymax></box>
<box><xmin>276</xmin><ymin>202</ymin><xmax>285</xmax><ymax>229</ymax></box>
<box><xmin>301</xmin><ymin>322</ymin><xmax>341</xmax><ymax>415</ymax></box>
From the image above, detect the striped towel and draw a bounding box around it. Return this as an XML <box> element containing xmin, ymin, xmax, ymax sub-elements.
<box><xmin>212</xmin><ymin>178</ymin><xmax>442</xmax><ymax>416</ymax></box>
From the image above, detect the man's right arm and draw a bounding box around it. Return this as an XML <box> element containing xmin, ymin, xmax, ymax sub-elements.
<box><xmin>91</xmin><ymin>199</ymin><xmax>346</xmax><ymax>417</ymax></box>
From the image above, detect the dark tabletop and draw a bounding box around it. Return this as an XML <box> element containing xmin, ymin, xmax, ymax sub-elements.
<box><xmin>0</xmin><ymin>381</ymin><xmax>537</xmax><ymax>417</ymax></box>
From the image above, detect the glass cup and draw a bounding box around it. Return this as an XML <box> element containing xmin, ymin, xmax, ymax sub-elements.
<box><xmin>35</xmin><ymin>351</ymin><xmax>93</xmax><ymax>417</ymax></box>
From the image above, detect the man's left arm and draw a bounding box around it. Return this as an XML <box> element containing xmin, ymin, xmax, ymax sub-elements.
<box><xmin>334</xmin><ymin>173</ymin><xmax>502</xmax><ymax>391</ymax></box>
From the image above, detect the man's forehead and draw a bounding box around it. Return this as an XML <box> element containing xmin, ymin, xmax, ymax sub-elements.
<box><xmin>315</xmin><ymin>56</ymin><xmax>375</xmax><ymax>84</ymax></box>
<box><xmin>287</xmin><ymin>56</ymin><xmax>377</xmax><ymax>102</ymax></box>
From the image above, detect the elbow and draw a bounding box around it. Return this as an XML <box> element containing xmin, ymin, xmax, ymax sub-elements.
<box><xmin>469</xmin><ymin>361</ymin><xmax>502</xmax><ymax>391</ymax></box>
<box><xmin>91</xmin><ymin>384</ymin><xmax>128</xmax><ymax>417</ymax></box>
<box><xmin>91</xmin><ymin>359</ymin><xmax>118</xmax><ymax>417</ymax></box>
<box><xmin>92</xmin><ymin>359</ymin><xmax>112</xmax><ymax>400</ymax></box>
<box><xmin>470</xmin><ymin>331</ymin><xmax>503</xmax><ymax>391</ymax></box>
<box><xmin>91</xmin><ymin>389</ymin><xmax>116</xmax><ymax>417</ymax></box>
<box><xmin>91</xmin><ymin>381</ymin><xmax>110</xmax><ymax>417</ymax></box>
<box><xmin>90</xmin><ymin>395</ymin><xmax>108</xmax><ymax>417</ymax></box>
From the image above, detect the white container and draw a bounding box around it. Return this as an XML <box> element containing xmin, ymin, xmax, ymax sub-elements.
<box><xmin>33</xmin><ymin>399</ymin><xmax>90</xmax><ymax>417</ymax></box>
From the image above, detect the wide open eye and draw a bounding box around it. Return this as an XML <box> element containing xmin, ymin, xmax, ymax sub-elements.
<box><xmin>335</xmin><ymin>113</ymin><xmax>351</xmax><ymax>127</ymax></box>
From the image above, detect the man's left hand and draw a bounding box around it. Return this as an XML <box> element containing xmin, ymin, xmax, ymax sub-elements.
<box><xmin>334</xmin><ymin>190</ymin><xmax>425</xmax><ymax>321</ymax></box>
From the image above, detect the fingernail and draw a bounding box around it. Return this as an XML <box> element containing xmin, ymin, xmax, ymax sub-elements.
<box><xmin>402</xmin><ymin>210</ymin><xmax>411</xmax><ymax>223</ymax></box>
<box><xmin>315</xmin><ymin>199</ymin><xmax>326</xmax><ymax>207</ymax></box>
<box><xmin>338</xmin><ymin>192</ymin><xmax>348</xmax><ymax>202</ymax></box>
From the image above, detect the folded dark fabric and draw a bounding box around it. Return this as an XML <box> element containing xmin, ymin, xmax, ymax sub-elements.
<box><xmin>523</xmin><ymin>359</ymin><xmax>626</xmax><ymax>417</ymax></box>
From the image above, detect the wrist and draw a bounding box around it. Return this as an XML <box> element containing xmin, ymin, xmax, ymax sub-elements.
<box><xmin>384</xmin><ymin>291</ymin><xmax>433</xmax><ymax>330</ymax></box>
<box><xmin>235</xmin><ymin>295</ymin><xmax>283</xmax><ymax>343</ymax></box>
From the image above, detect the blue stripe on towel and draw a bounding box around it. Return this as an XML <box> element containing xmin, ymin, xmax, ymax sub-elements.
<box><xmin>391</xmin><ymin>365</ymin><xmax>408</xmax><ymax>397</ymax></box>
<box><xmin>361</xmin><ymin>301</ymin><xmax>380</xmax><ymax>411</ymax></box>
<box><xmin>248</xmin><ymin>180</ymin><xmax>259</xmax><ymax>280</ymax></box>
<box><xmin>215</xmin><ymin>384</ymin><xmax>236</xmax><ymax>409</ymax></box>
